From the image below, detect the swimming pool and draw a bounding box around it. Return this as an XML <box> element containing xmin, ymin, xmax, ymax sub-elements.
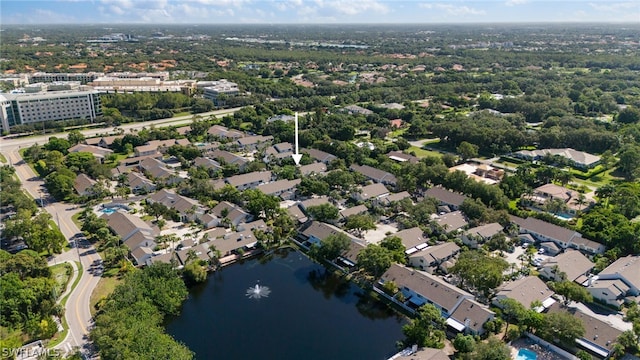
<box><xmin>100</xmin><ymin>208</ymin><xmax>116</xmax><ymax>215</ymax></box>
<box><xmin>516</xmin><ymin>348</ymin><xmax>538</xmax><ymax>360</ymax></box>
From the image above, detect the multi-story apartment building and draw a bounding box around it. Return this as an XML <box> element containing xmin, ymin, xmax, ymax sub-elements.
<box><xmin>0</xmin><ymin>90</ymin><xmax>102</xmax><ymax>133</ymax></box>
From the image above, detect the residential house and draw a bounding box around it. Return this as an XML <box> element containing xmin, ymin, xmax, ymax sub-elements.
<box><xmin>207</xmin><ymin>201</ymin><xmax>252</xmax><ymax>228</ymax></box>
<box><xmin>84</xmin><ymin>135</ymin><xmax>122</xmax><ymax>149</ymax></box>
<box><xmin>286</xmin><ymin>204</ymin><xmax>308</xmax><ymax>224</ymax></box>
<box><xmin>461</xmin><ymin>223</ymin><xmax>504</xmax><ymax>249</ymax></box>
<box><xmin>299</xmin><ymin>196</ymin><xmax>331</xmax><ymax>212</ymax></box>
<box><xmin>389</xmin><ymin>119</ymin><xmax>404</xmax><ymax>128</ymax></box>
<box><xmin>433</xmin><ymin>211</ymin><xmax>468</xmax><ymax>234</ymax></box>
<box><xmin>208</xmin><ymin>149</ymin><xmax>248</xmax><ymax>171</ymax></box>
<box><xmin>449</xmin><ymin>162</ymin><xmax>504</xmax><ymax>185</ymax></box>
<box><xmin>539</xmin><ymin>241</ymin><xmax>561</xmax><ymax>256</ymax></box>
<box><xmin>130</xmin><ymin>246</ymin><xmax>154</xmax><ymax>266</ymax></box>
<box><xmin>587</xmin><ymin>255</ymin><xmax>640</xmax><ymax>308</ymax></box>
<box><xmin>203</xmin><ymin>230</ymin><xmax>257</xmax><ymax>257</ymax></box>
<box><xmin>394</xmin><ymin>227</ymin><xmax>428</xmax><ymax>254</ymax></box>
<box><xmin>349</xmin><ymin>164</ymin><xmax>397</xmax><ymax>187</ymax></box>
<box><xmin>139</xmin><ymin>157</ymin><xmax>183</xmax><ymax>185</ymax></box>
<box><xmin>405</xmin><ymin>348</ymin><xmax>449</xmax><ymax>360</ymax></box>
<box><xmin>257</xmin><ymin>179</ymin><xmax>301</xmax><ymax>200</ymax></box>
<box><xmin>352</xmin><ymin>183</ymin><xmax>390</xmax><ymax>202</ymax></box>
<box><xmin>175</xmin><ymin>244</ymin><xmax>211</xmax><ymax>266</ymax></box>
<box><xmin>377</xmin><ymin>264</ymin><xmax>474</xmax><ymax>317</ymax></box>
<box><xmin>342</xmin><ymin>104</ymin><xmax>373</xmax><ymax>115</ymax></box>
<box><xmin>522</xmin><ymin>183</ymin><xmax>593</xmax><ymax>218</ymax></box>
<box><xmin>237</xmin><ymin>219</ymin><xmax>268</xmax><ymax>233</ymax></box>
<box><xmin>424</xmin><ymin>186</ymin><xmax>467</xmax><ymax>211</ymax></box>
<box><xmin>380</xmin><ymin>191</ymin><xmax>412</xmax><ymax>206</ymax></box>
<box><xmin>263</xmin><ymin>142</ymin><xmax>293</xmax><ymax>163</ymax></box>
<box><xmin>120</xmin><ymin>153</ymin><xmax>163</xmax><ymax>168</ymax></box>
<box><xmin>175</xmin><ymin>125</ymin><xmax>191</xmax><ymax>136</ymax></box>
<box><xmin>337</xmin><ymin>242</ymin><xmax>366</xmax><ymax>269</ymax></box>
<box><xmin>493</xmin><ymin>276</ymin><xmax>555</xmax><ymax>311</ymax></box>
<box><xmin>510</xmin><ymin>216</ymin><xmax>606</xmax><ymax>255</ymax></box>
<box><xmin>193</xmin><ymin>157</ymin><xmax>222</xmax><ymax>172</ymax></box>
<box><xmin>587</xmin><ymin>278</ymin><xmax>630</xmax><ymax>308</ymax></box>
<box><xmin>387</xmin><ymin>151</ymin><xmax>419</xmax><ymax>164</ymax></box>
<box><xmin>207</xmin><ymin>125</ymin><xmax>244</xmax><ymax>140</ymax></box>
<box><xmin>539</xmin><ymin>250</ymin><xmax>594</xmax><ymax>282</ymax></box>
<box><xmin>302</xmin><ymin>148</ymin><xmax>337</xmax><ymax>164</ymax></box>
<box><xmin>513</xmin><ymin>148</ymin><xmax>601</xmax><ymax>169</ymax></box>
<box><xmin>448</xmin><ymin>299</ymin><xmax>495</xmax><ymax>336</ymax></box>
<box><xmin>408</xmin><ymin>242</ymin><xmax>461</xmax><ymax>274</ymax></box>
<box><xmin>148</xmin><ymin>189</ymin><xmax>206</xmax><ymax>223</ymax></box>
<box><xmin>300</xmin><ymin>221</ymin><xmax>361</xmax><ymax>246</ymax></box>
<box><xmin>126</xmin><ymin>171</ymin><xmax>156</xmax><ymax>194</ymax></box>
<box><xmin>236</xmin><ymin>135</ymin><xmax>273</xmax><ymax>151</ymax></box>
<box><xmin>225</xmin><ymin>171</ymin><xmax>272</xmax><ymax>190</ymax></box>
<box><xmin>68</xmin><ymin>143</ymin><xmax>113</xmax><ymax>163</ymax></box>
<box><xmin>100</xmin><ymin>210</ymin><xmax>157</xmax><ymax>249</ymax></box>
<box><xmin>134</xmin><ymin>143</ymin><xmax>160</xmax><ymax>157</ymax></box>
<box><xmin>145</xmin><ymin>252</ymin><xmax>179</xmax><ymax>267</ymax></box>
<box><xmin>73</xmin><ymin>173</ymin><xmax>96</xmax><ymax>196</ymax></box>
<box><xmin>548</xmin><ymin>303</ymin><xmax>623</xmax><ymax>359</ymax></box>
<box><xmin>339</xmin><ymin>205</ymin><xmax>369</xmax><ymax>220</ymax></box>
<box><xmin>299</xmin><ymin>162</ymin><xmax>327</xmax><ymax>176</ymax></box>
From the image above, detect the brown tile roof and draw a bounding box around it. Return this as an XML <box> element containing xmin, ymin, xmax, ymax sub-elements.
<box><xmin>357</xmin><ymin>183</ymin><xmax>390</xmax><ymax>200</ymax></box>
<box><xmin>449</xmin><ymin>298</ymin><xmax>495</xmax><ymax>334</ymax></box>
<box><xmin>410</xmin><ymin>242</ymin><xmax>460</xmax><ymax>264</ymax></box>
<box><xmin>541</xmin><ymin>250</ymin><xmax>594</xmax><ymax>281</ymax></box>
<box><xmin>394</xmin><ymin>227</ymin><xmax>428</xmax><ymax>249</ymax></box>
<box><xmin>73</xmin><ymin>173</ymin><xmax>96</xmax><ymax>195</ymax></box>
<box><xmin>350</xmin><ymin>164</ymin><xmax>397</xmax><ymax>185</ymax></box>
<box><xmin>424</xmin><ymin>186</ymin><xmax>466</xmax><ymax>207</ymax></box>
<box><xmin>510</xmin><ymin>215</ymin><xmax>580</xmax><ymax>244</ymax></box>
<box><xmin>599</xmin><ymin>255</ymin><xmax>640</xmax><ymax>291</ymax></box>
<box><xmin>495</xmin><ymin>276</ymin><xmax>554</xmax><ymax>309</ymax></box>
<box><xmin>380</xmin><ymin>264</ymin><xmax>472</xmax><ymax>313</ymax></box>
<box><xmin>226</xmin><ymin>171</ymin><xmax>272</xmax><ymax>188</ymax></box>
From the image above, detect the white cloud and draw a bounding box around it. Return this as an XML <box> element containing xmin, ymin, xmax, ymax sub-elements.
<box><xmin>589</xmin><ymin>2</ymin><xmax>638</xmax><ymax>12</ymax></box>
<box><xmin>419</xmin><ymin>3</ymin><xmax>485</xmax><ymax>16</ymax></box>
<box><xmin>505</xmin><ymin>0</ymin><xmax>528</xmax><ymax>6</ymax></box>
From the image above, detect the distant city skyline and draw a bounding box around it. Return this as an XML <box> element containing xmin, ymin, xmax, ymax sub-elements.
<box><xmin>1</xmin><ymin>0</ymin><xmax>639</xmax><ymax>25</ymax></box>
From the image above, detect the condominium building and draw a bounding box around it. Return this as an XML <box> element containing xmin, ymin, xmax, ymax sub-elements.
<box><xmin>202</xmin><ymin>80</ymin><xmax>239</xmax><ymax>105</ymax></box>
<box><xmin>0</xmin><ymin>90</ymin><xmax>102</xmax><ymax>133</ymax></box>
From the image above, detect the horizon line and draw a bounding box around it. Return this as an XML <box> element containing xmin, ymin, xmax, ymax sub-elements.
<box><xmin>2</xmin><ymin>21</ymin><xmax>640</xmax><ymax>26</ymax></box>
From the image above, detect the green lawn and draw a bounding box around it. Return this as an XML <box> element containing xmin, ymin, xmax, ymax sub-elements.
<box><xmin>408</xmin><ymin>146</ymin><xmax>442</xmax><ymax>158</ymax></box>
<box><xmin>50</xmin><ymin>263</ymin><xmax>72</xmax><ymax>298</ymax></box>
<box><xmin>172</xmin><ymin>111</ymin><xmax>191</xmax><ymax>118</ymax></box>
<box><xmin>71</xmin><ymin>212</ymin><xmax>83</xmax><ymax>228</ymax></box>
<box><xmin>47</xmin><ymin>261</ymin><xmax>82</xmax><ymax>348</ymax></box>
<box><xmin>90</xmin><ymin>276</ymin><xmax>122</xmax><ymax>317</ymax></box>
<box><xmin>0</xmin><ymin>153</ymin><xmax>7</xmax><ymax>164</ymax></box>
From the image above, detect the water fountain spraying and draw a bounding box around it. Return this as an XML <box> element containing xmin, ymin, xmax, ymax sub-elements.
<box><xmin>246</xmin><ymin>283</ymin><xmax>271</xmax><ymax>299</ymax></box>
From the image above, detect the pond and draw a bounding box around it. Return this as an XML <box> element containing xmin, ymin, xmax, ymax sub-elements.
<box><xmin>166</xmin><ymin>249</ymin><xmax>407</xmax><ymax>360</ymax></box>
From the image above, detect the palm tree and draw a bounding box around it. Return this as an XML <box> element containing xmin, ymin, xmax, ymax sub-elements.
<box><xmin>208</xmin><ymin>244</ymin><xmax>221</xmax><ymax>270</ymax></box>
<box><xmin>595</xmin><ymin>184</ymin><xmax>615</xmax><ymax>207</ymax></box>
<box><xmin>185</xmin><ymin>249</ymin><xmax>198</xmax><ymax>264</ymax></box>
<box><xmin>573</xmin><ymin>193</ymin><xmax>588</xmax><ymax>212</ymax></box>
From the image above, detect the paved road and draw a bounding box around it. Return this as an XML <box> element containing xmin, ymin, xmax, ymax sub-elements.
<box><xmin>2</xmin><ymin>107</ymin><xmax>242</xmax><ymax>151</ymax></box>
<box><xmin>5</xmin><ymin>150</ymin><xmax>102</xmax><ymax>357</ymax></box>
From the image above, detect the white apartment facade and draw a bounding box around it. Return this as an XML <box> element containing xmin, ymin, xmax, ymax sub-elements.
<box><xmin>0</xmin><ymin>90</ymin><xmax>102</xmax><ymax>133</ymax></box>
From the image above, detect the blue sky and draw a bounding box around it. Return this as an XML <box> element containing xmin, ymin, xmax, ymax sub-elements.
<box><xmin>1</xmin><ymin>1</ymin><xmax>639</xmax><ymax>24</ymax></box>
